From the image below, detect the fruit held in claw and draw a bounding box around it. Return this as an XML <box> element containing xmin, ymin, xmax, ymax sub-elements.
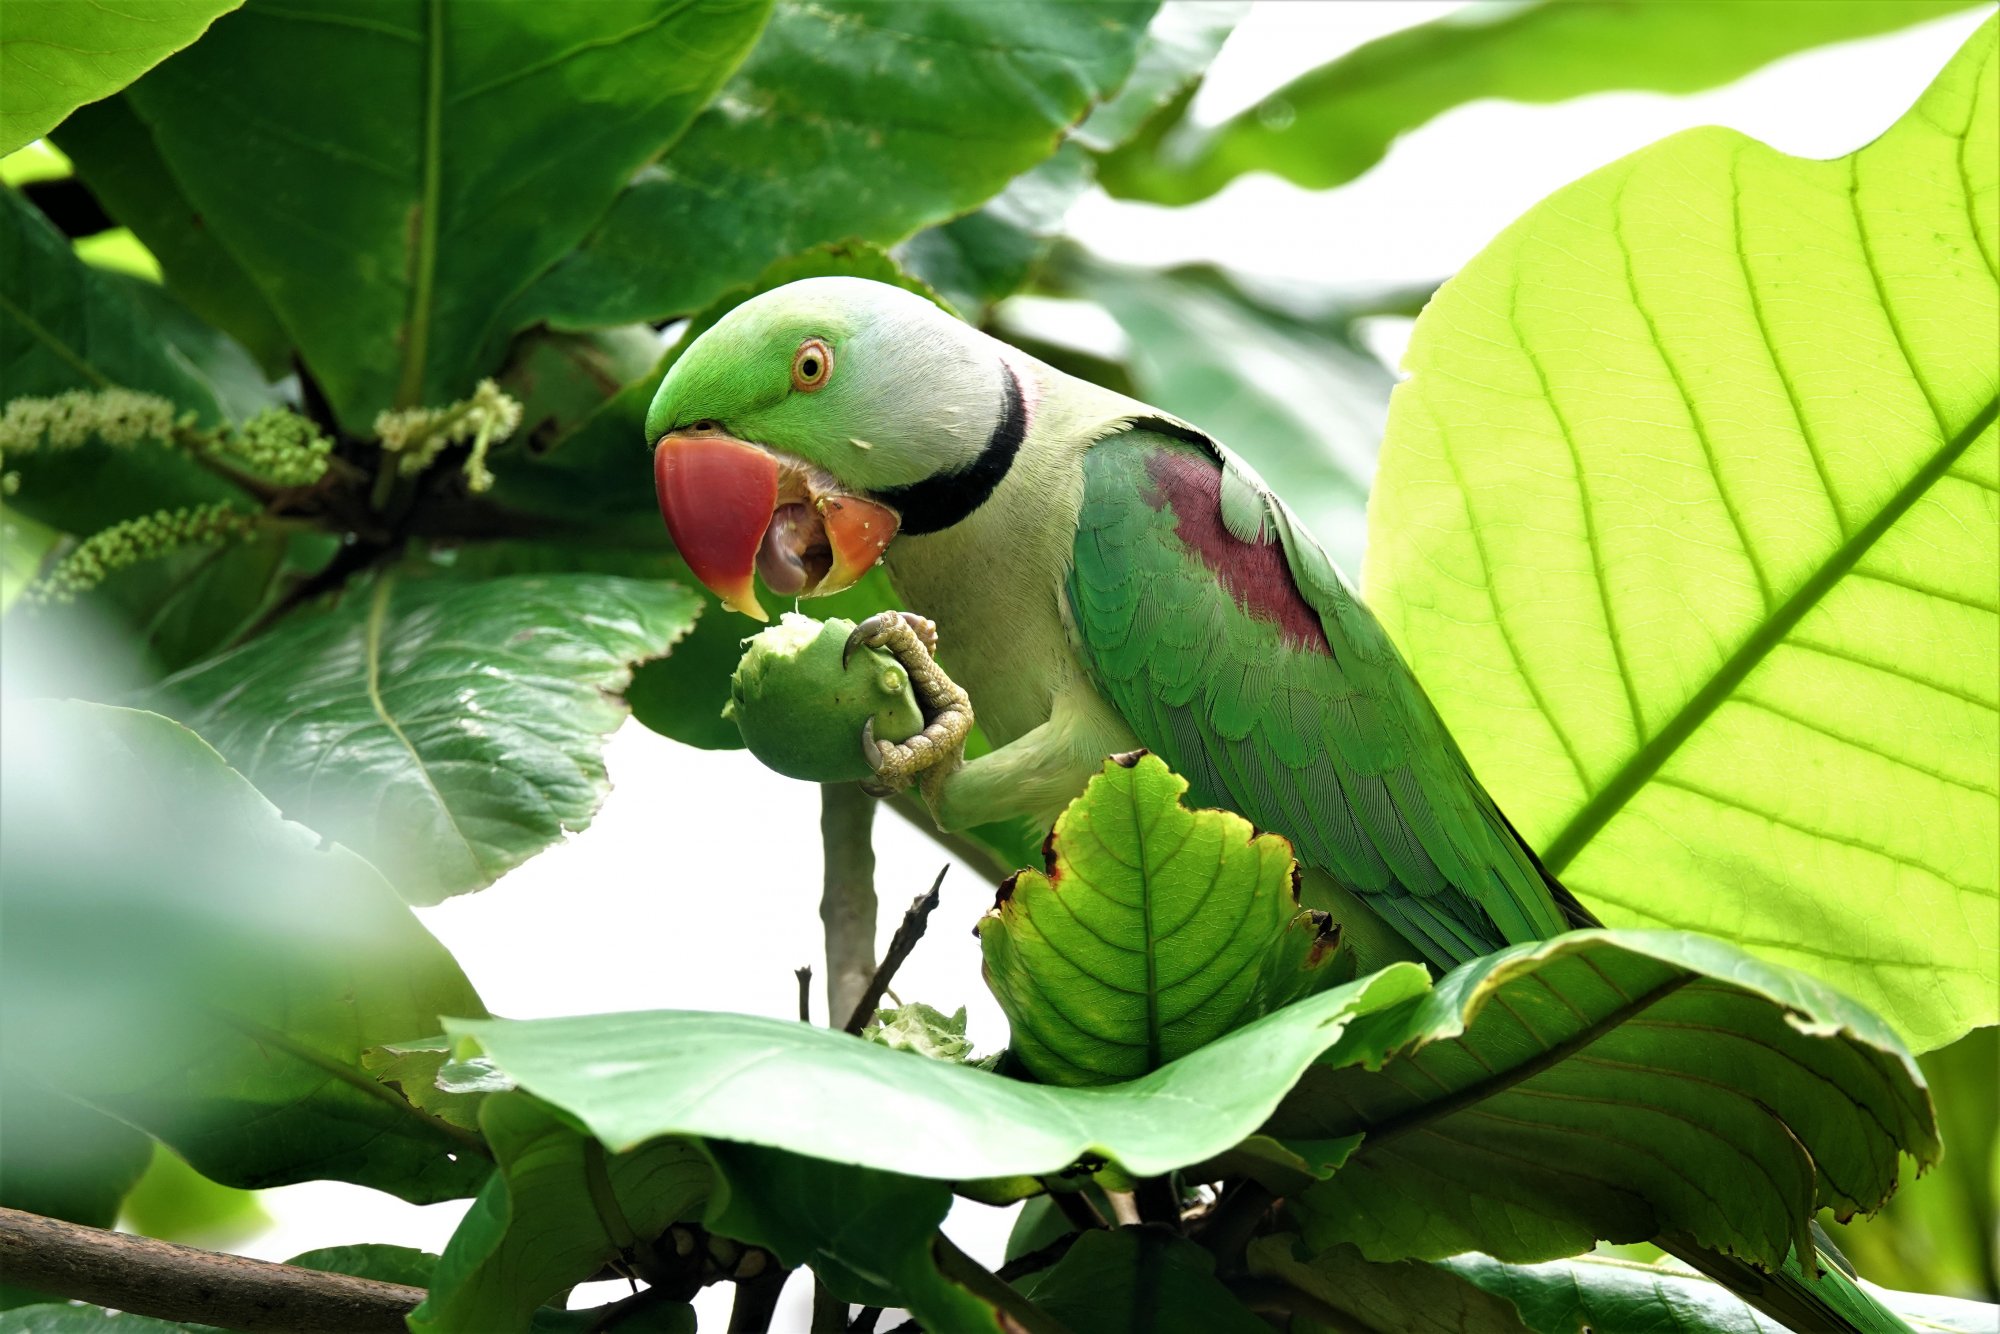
<box><xmin>726</xmin><ymin>614</ymin><xmax>923</xmax><ymax>783</ymax></box>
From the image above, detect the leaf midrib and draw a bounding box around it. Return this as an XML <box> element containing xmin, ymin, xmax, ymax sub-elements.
<box><xmin>364</xmin><ymin>573</ymin><xmax>482</xmax><ymax>875</ymax></box>
<box><xmin>1542</xmin><ymin>393</ymin><xmax>2000</xmax><ymax>872</ymax></box>
<box><xmin>393</xmin><ymin>0</ymin><xmax>445</xmax><ymax>408</ymax></box>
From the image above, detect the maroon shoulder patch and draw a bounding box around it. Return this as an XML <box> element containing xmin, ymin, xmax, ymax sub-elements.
<box><xmin>1143</xmin><ymin>449</ymin><xmax>1333</xmax><ymax>656</ymax></box>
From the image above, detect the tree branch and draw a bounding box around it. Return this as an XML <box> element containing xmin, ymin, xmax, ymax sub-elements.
<box><xmin>932</xmin><ymin>1234</ymin><xmax>1080</xmax><ymax>1334</ymax></box>
<box><xmin>819</xmin><ymin>783</ymin><xmax>879</xmax><ymax>1027</ymax></box>
<box><xmin>0</xmin><ymin>1206</ymin><xmax>423</xmax><ymax>1332</ymax></box>
<box><xmin>843</xmin><ymin>866</ymin><xmax>947</xmax><ymax>1033</ymax></box>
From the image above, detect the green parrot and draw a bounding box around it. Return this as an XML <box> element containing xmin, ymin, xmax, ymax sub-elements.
<box><xmin>645</xmin><ymin>277</ymin><xmax>1910</xmax><ymax>1334</ymax></box>
<box><xmin>647</xmin><ymin>275</ymin><xmax>1594</xmax><ymax>975</ymax></box>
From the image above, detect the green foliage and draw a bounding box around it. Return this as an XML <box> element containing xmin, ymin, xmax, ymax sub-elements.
<box><xmin>698</xmin><ymin>1143</ymin><xmax>999</xmax><ymax>1331</ymax></box>
<box><xmin>1365</xmin><ymin>17</ymin><xmax>1999</xmax><ymax>1054</ymax></box>
<box><xmin>1097</xmin><ymin>0</ymin><xmax>1983</xmax><ymax>204</ymax></box>
<box><xmin>0</xmin><ymin>700</ymin><xmax>487</xmax><ymax>1202</ymax></box>
<box><xmin>412</xmin><ymin>1093</ymin><xmax>708</xmax><ymax>1334</ymax></box>
<box><xmin>118</xmin><ymin>1146</ymin><xmax>269</xmax><ymax>1250</ymax></box>
<box><xmin>505</xmin><ymin>1</ymin><xmax>1158</xmax><ymax>333</ymax></box>
<box><xmin>3</xmin><ymin>3</ymin><xmax>1994</xmax><ymax>1329</ymax></box>
<box><xmin>151</xmin><ymin>572</ymin><xmax>700</xmax><ymax>902</ymax></box>
<box><xmin>981</xmin><ymin>754</ymin><xmax>1345</xmax><ymax>1085</ymax></box>
<box><xmin>106</xmin><ymin>0</ymin><xmax>772</xmax><ymax>430</ymax></box>
<box><xmin>1024</xmin><ymin>1229</ymin><xmax>1268</xmax><ymax>1334</ymax></box>
<box><xmin>0</xmin><ymin>0</ymin><xmax>243</xmax><ymax>155</ymax></box>
<box><xmin>450</xmin><ymin>965</ymin><xmax>1428</xmax><ymax>1180</ymax></box>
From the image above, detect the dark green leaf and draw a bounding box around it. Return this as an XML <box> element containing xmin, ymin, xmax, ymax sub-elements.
<box><xmin>1022</xmin><ymin>1228</ymin><xmax>1268</xmax><ymax>1334</ymax></box>
<box><xmin>0</xmin><ymin>700</ymin><xmax>488</xmax><ymax>1203</ymax></box>
<box><xmin>0</xmin><ymin>1080</ymin><xmax>150</xmax><ymax>1231</ymax></box>
<box><xmin>1273</xmin><ymin>933</ymin><xmax>1939</xmax><ymax>1272</ymax></box>
<box><xmin>1833</xmin><ymin>1026</ymin><xmax>2000</xmax><ymax>1301</ymax></box>
<box><xmin>451</xmin><ymin>966</ymin><xmax>1430</xmax><ymax>1180</ymax></box>
<box><xmin>980</xmin><ymin>755</ymin><xmax>1347</xmax><ymax>1085</ymax></box>
<box><xmin>896</xmin><ymin>145</ymin><xmax>1094</xmax><ymax>319</ymax></box>
<box><xmin>700</xmin><ymin>1142</ymin><xmax>998</xmax><ymax>1332</ymax></box>
<box><xmin>1244</xmin><ymin>1236</ymin><xmax>1529</xmax><ymax>1334</ymax></box>
<box><xmin>118</xmin><ymin>1144</ymin><xmax>268</xmax><ymax>1248</ymax></box>
<box><xmin>0</xmin><ymin>1307</ymin><xmax>207</xmax><ymax>1332</ymax></box>
<box><xmin>1438</xmin><ymin>1251</ymin><xmax>2000</xmax><ymax>1334</ymax></box>
<box><xmin>0</xmin><ymin>0</ymin><xmax>242</xmax><ymax>155</ymax></box>
<box><xmin>505</xmin><ymin>0</ymin><xmax>1157</xmax><ymax>331</ymax></box>
<box><xmin>55</xmin><ymin>96</ymin><xmax>291</xmax><ymax>373</ymax></box>
<box><xmin>1072</xmin><ymin>3</ymin><xmax>1245</xmax><ymax>153</ymax></box>
<box><xmin>118</xmin><ymin>0</ymin><xmax>773</xmax><ymax>429</ymax></box>
<box><xmin>1096</xmin><ymin>0</ymin><xmax>1984</xmax><ymax>204</ymax></box>
<box><xmin>362</xmin><ymin>1038</ymin><xmax>488</xmax><ymax>1134</ymax></box>
<box><xmin>151</xmin><ymin>571</ymin><xmax>700</xmax><ymax>902</ymax></box>
<box><xmin>288</xmin><ymin>1243</ymin><xmax>438</xmax><ymax>1288</ymax></box>
<box><xmin>411</xmin><ymin>1092</ymin><xmax>708</xmax><ymax>1334</ymax></box>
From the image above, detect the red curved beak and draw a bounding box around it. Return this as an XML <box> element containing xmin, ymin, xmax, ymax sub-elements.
<box><xmin>654</xmin><ymin>434</ymin><xmax>780</xmax><ymax>620</ymax></box>
<box><xmin>653</xmin><ymin>434</ymin><xmax>902</xmax><ymax>621</ymax></box>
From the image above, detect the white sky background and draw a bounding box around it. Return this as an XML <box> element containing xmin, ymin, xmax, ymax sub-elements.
<box><xmin>229</xmin><ymin>4</ymin><xmax>1994</xmax><ymax>1327</ymax></box>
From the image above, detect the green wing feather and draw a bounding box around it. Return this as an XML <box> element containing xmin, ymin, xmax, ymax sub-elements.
<box><xmin>1068</xmin><ymin>427</ymin><xmax>1590</xmax><ymax>969</ymax></box>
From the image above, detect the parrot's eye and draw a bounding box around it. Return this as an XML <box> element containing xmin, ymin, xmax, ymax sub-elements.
<box><xmin>792</xmin><ymin>338</ymin><xmax>833</xmax><ymax>393</ymax></box>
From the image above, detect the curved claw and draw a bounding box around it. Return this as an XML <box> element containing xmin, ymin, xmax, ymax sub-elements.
<box><xmin>842</xmin><ymin>623</ymin><xmax>871</xmax><ymax>670</ymax></box>
<box><xmin>860</xmin><ymin>716</ymin><xmax>882</xmax><ymax>772</ymax></box>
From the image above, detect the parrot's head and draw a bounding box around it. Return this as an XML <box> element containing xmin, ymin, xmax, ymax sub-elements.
<box><xmin>645</xmin><ymin>276</ymin><xmax>1014</xmax><ymax>620</ymax></box>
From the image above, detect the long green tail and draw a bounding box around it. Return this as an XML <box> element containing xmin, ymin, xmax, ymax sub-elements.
<box><xmin>1662</xmin><ymin>1222</ymin><xmax>1913</xmax><ymax>1333</ymax></box>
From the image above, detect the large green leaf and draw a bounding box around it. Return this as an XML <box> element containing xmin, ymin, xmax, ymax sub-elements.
<box><xmin>0</xmin><ymin>188</ymin><xmax>225</xmax><ymax>429</ymax></box>
<box><xmin>1363</xmin><ymin>19</ymin><xmax>1999</xmax><ymax>1053</ymax></box>
<box><xmin>151</xmin><ymin>571</ymin><xmax>699</xmax><ymax>902</ymax></box>
<box><xmin>1097</xmin><ymin>0</ymin><xmax>1984</xmax><ymax>205</ymax></box>
<box><xmin>451</xmin><ymin>965</ymin><xmax>1430</xmax><ymax>1180</ymax></box>
<box><xmin>0</xmin><ymin>1081</ymin><xmax>150</xmax><ymax>1234</ymax></box>
<box><xmin>0</xmin><ymin>700</ymin><xmax>488</xmax><ymax>1202</ymax></box>
<box><xmin>1834</xmin><ymin>1026</ymin><xmax>2000</xmax><ymax>1301</ymax></box>
<box><xmin>0</xmin><ymin>0</ymin><xmax>241</xmax><ymax>155</ymax></box>
<box><xmin>54</xmin><ymin>96</ymin><xmax>291</xmax><ymax>373</ymax></box>
<box><xmin>1242</xmin><ymin>1236</ymin><xmax>1530</xmax><ymax>1334</ymax></box>
<box><xmin>453</xmin><ymin>930</ymin><xmax>1932</xmax><ymax>1287</ymax></box>
<box><xmin>699</xmin><ymin>1143</ymin><xmax>1000</xmax><ymax>1333</ymax></box>
<box><xmin>1271</xmin><ymin>932</ymin><xmax>1937</xmax><ymax>1273</ymax></box>
<box><xmin>980</xmin><ymin>754</ymin><xmax>1344</xmax><ymax>1086</ymax></box>
<box><xmin>412</xmin><ymin>1092</ymin><xmax>708</xmax><ymax>1334</ymax></box>
<box><xmin>504</xmin><ymin>0</ymin><xmax>1157</xmax><ymax>333</ymax></box>
<box><xmin>1437</xmin><ymin>1252</ymin><xmax>2000</xmax><ymax>1334</ymax></box>
<box><xmin>114</xmin><ymin>0</ymin><xmax>772</xmax><ymax>430</ymax></box>
<box><xmin>1023</xmin><ymin>1229</ymin><xmax>1267</xmax><ymax>1334</ymax></box>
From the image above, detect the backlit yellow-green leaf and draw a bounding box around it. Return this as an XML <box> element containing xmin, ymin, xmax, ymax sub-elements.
<box><xmin>1364</xmin><ymin>20</ymin><xmax>1999</xmax><ymax>1052</ymax></box>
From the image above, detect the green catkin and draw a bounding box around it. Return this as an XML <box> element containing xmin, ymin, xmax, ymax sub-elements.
<box><xmin>27</xmin><ymin>502</ymin><xmax>256</xmax><ymax>604</ymax></box>
<box><xmin>0</xmin><ymin>389</ymin><xmax>183</xmax><ymax>491</ymax></box>
<box><xmin>225</xmin><ymin>409</ymin><xmax>333</xmax><ymax>486</ymax></box>
<box><xmin>373</xmin><ymin>378</ymin><xmax>522</xmax><ymax>492</ymax></box>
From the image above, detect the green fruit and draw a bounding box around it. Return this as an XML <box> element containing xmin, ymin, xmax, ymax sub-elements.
<box><xmin>726</xmin><ymin>614</ymin><xmax>925</xmax><ymax>783</ymax></box>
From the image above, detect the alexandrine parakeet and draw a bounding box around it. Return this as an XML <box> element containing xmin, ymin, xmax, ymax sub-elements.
<box><xmin>644</xmin><ymin>277</ymin><xmax>1908</xmax><ymax>1334</ymax></box>
<box><xmin>645</xmin><ymin>276</ymin><xmax>1595</xmax><ymax>975</ymax></box>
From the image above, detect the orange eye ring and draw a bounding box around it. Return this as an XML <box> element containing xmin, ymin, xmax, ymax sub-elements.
<box><xmin>792</xmin><ymin>338</ymin><xmax>833</xmax><ymax>393</ymax></box>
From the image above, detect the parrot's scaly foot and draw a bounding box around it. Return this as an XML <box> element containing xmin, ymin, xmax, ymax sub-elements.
<box><xmin>845</xmin><ymin>611</ymin><xmax>970</xmax><ymax>802</ymax></box>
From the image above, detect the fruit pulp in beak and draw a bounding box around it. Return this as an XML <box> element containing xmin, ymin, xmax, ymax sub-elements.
<box><xmin>653</xmin><ymin>433</ymin><xmax>899</xmax><ymax>620</ymax></box>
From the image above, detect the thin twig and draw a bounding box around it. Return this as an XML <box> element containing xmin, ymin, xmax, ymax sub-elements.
<box><xmin>1047</xmin><ymin>1188</ymin><xmax>1108</xmax><ymax>1233</ymax></box>
<box><xmin>796</xmin><ymin>965</ymin><xmax>814</xmax><ymax>1024</ymax></box>
<box><xmin>727</xmin><ymin>1260</ymin><xmax>789</xmax><ymax>1333</ymax></box>
<box><xmin>932</xmin><ymin>1234</ymin><xmax>1080</xmax><ymax>1334</ymax></box>
<box><xmin>994</xmin><ymin>1229</ymin><xmax>1083</xmax><ymax>1283</ymax></box>
<box><xmin>1133</xmin><ymin>1176</ymin><xmax>1180</xmax><ymax>1231</ymax></box>
<box><xmin>812</xmin><ymin>1279</ymin><xmax>850</xmax><ymax>1331</ymax></box>
<box><xmin>819</xmin><ymin>783</ymin><xmax>879</xmax><ymax>1023</ymax></box>
<box><xmin>843</xmin><ymin>866</ymin><xmax>947</xmax><ymax>1033</ymax></box>
<box><xmin>0</xmin><ymin>1205</ymin><xmax>424</xmax><ymax>1332</ymax></box>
